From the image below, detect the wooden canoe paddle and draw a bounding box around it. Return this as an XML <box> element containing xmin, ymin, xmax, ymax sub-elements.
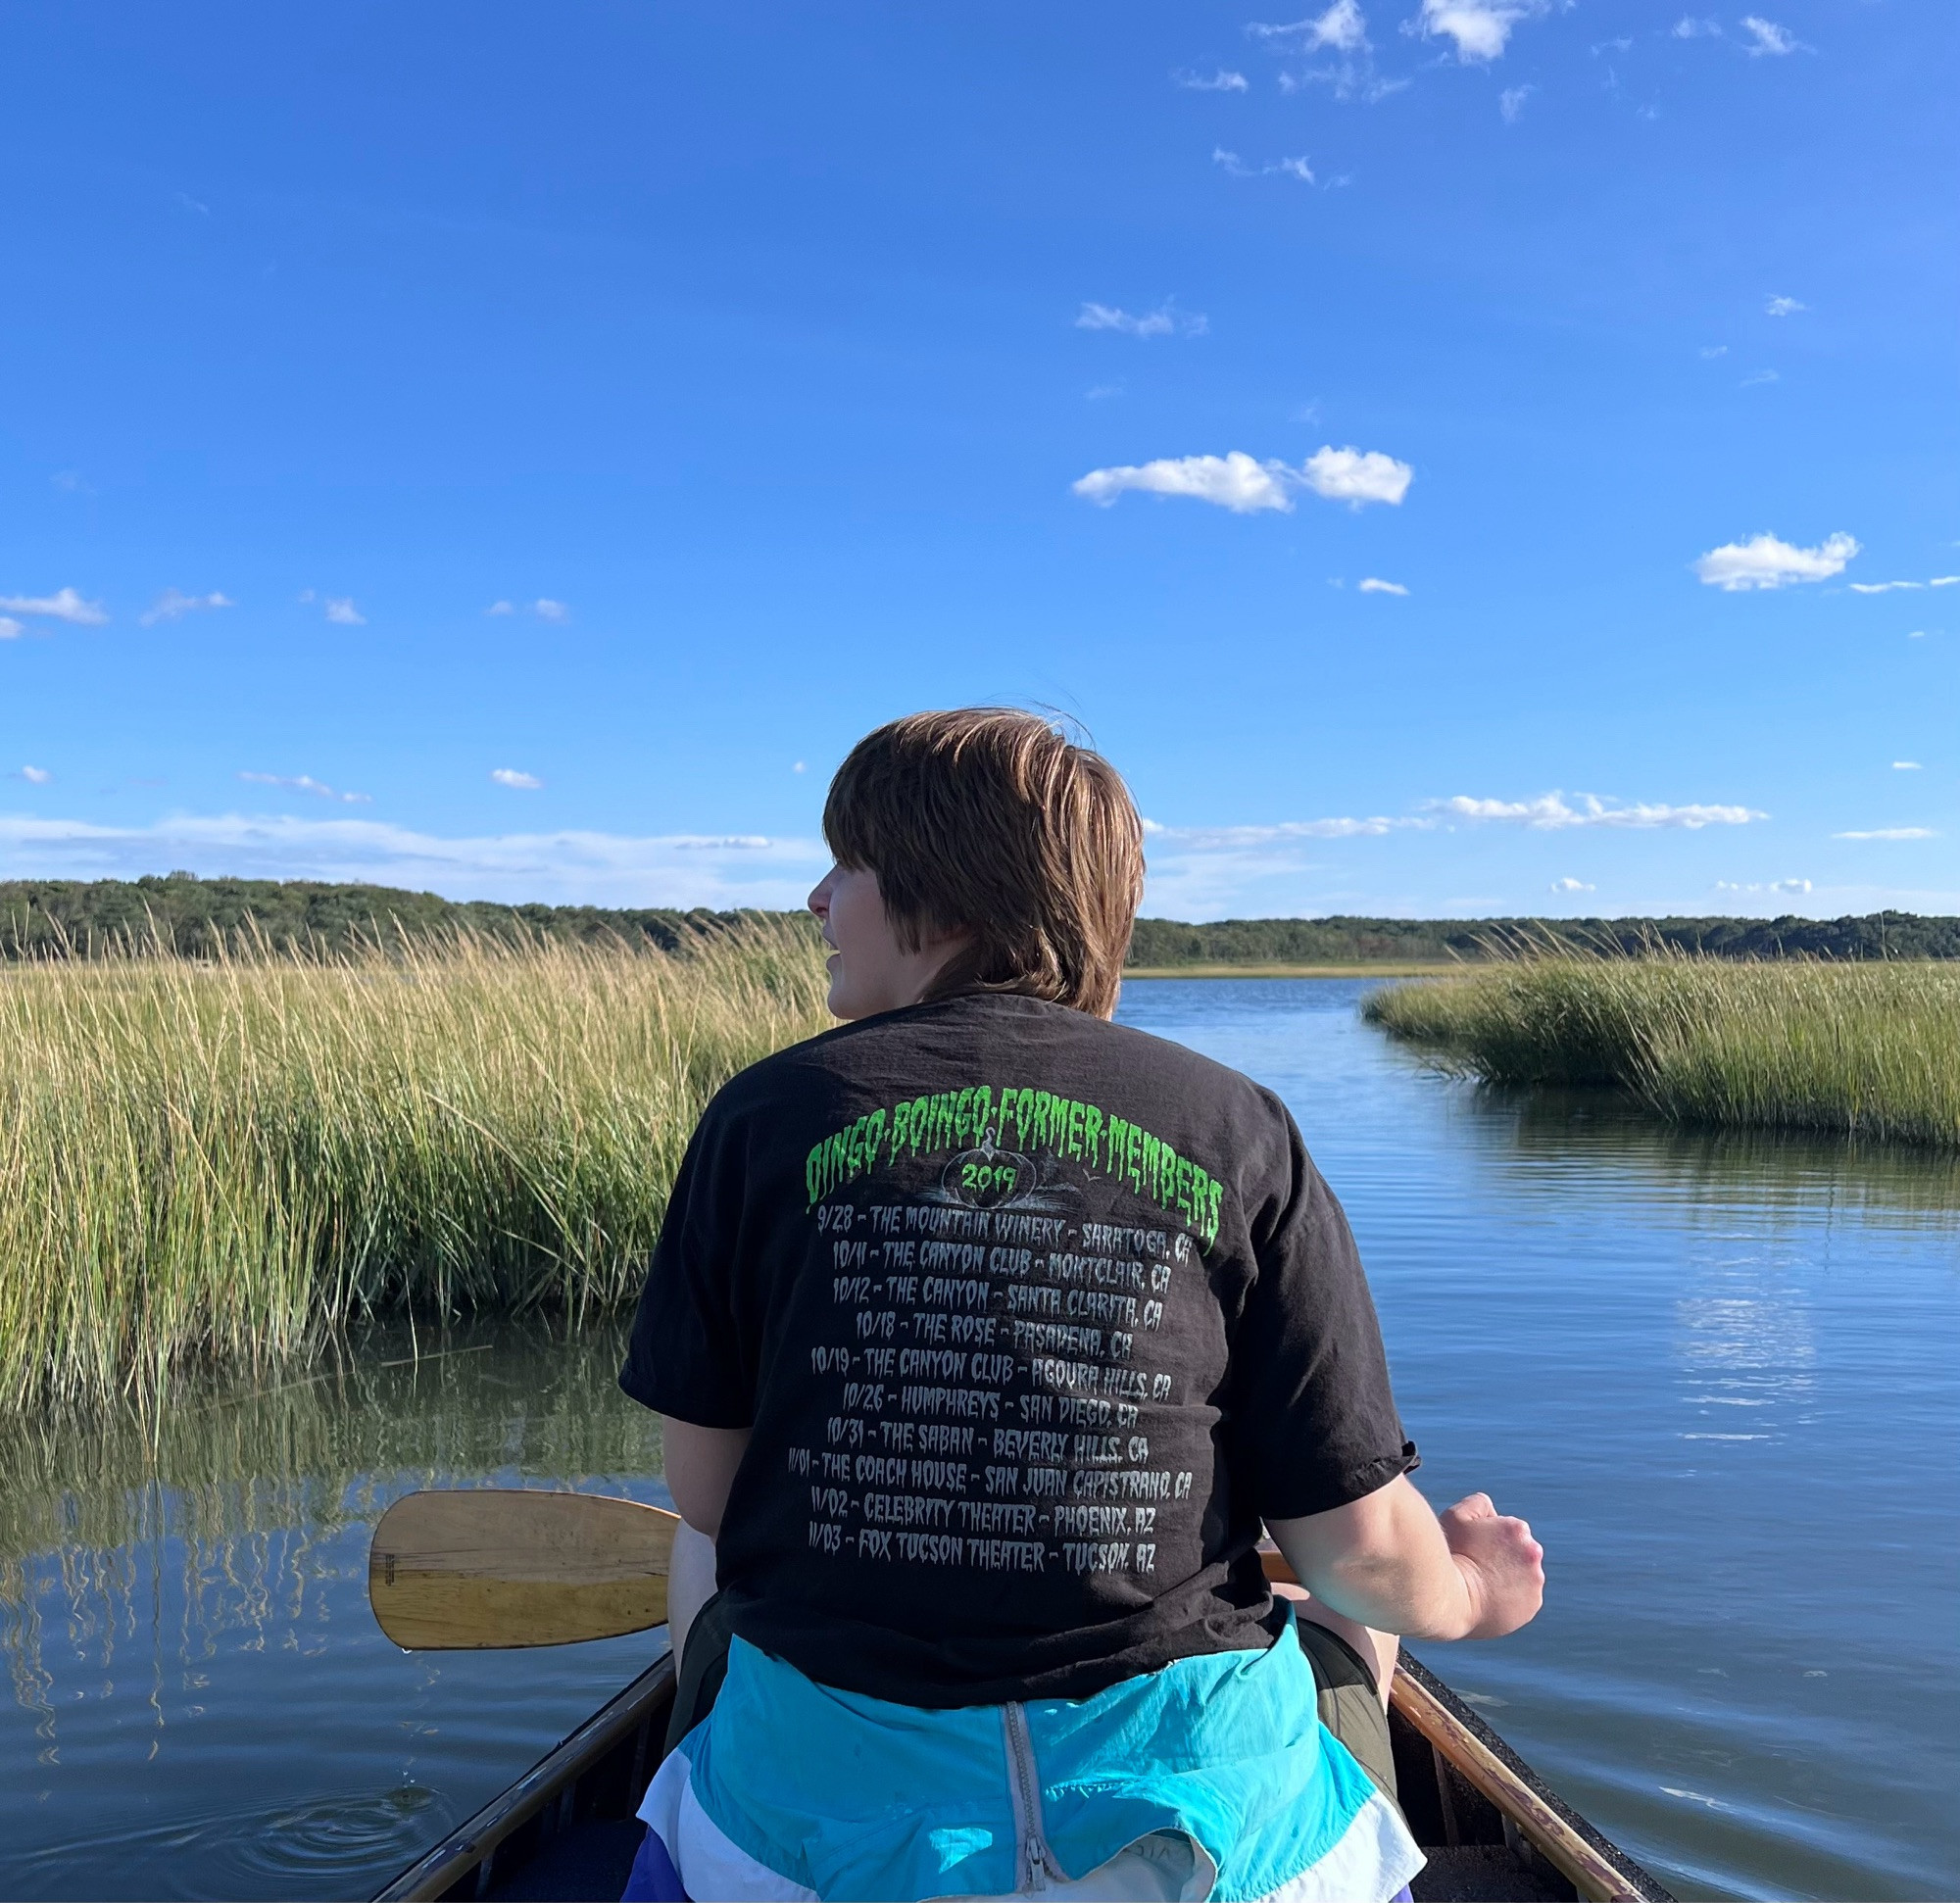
<box><xmin>368</xmin><ymin>1489</ymin><xmax>680</xmax><ymax>1650</ymax></box>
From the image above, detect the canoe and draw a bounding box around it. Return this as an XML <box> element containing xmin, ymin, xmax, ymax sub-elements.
<box><xmin>369</xmin><ymin>1646</ymin><xmax>1675</xmax><ymax>1903</ymax></box>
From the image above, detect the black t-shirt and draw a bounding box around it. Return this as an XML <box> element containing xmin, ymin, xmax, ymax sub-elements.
<box><xmin>619</xmin><ymin>991</ymin><xmax>1416</xmax><ymax>1708</ymax></box>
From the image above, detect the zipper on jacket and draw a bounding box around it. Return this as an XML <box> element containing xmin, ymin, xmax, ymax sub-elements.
<box><xmin>1002</xmin><ymin>1702</ymin><xmax>1057</xmax><ymax>1892</ymax></box>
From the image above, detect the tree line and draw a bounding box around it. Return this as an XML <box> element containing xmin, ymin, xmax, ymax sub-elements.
<box><xmin>0</xmin><ymin>875</ymin><xmax>1951</xmax><ymax>964</ymax></box>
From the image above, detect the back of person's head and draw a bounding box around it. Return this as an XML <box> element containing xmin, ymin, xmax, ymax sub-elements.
<box><xmin>822</xmin><ymin>708</ymin><xmax>1145</xmax><ymax>1018</ymax></box>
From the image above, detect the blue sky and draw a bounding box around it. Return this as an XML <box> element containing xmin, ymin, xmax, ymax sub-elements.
<box><xmin>1</xmin><ymin>1</ymin><xmax>1952</xmax><ymax>919</ymax></box>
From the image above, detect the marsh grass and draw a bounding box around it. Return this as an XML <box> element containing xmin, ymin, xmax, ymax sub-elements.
<box><xmin>1363</xmin><ymin>954</ymin><xmax>1960</xmax><ymax>1147</ymax></box>
<box><xmin>0</xmin><ymin>923</ymin><xmax>829</xmax><ymax>1415</ymax></box>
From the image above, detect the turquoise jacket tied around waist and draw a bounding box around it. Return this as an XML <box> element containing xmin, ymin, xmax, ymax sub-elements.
<box><xmin>681</xmin><ymin>1609</ymin><xmax>1407</xmax><ymax>1902</ymax></box>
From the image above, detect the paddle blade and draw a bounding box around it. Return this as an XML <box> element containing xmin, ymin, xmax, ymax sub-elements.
<box><xmin>369</xmin><ymin>1489</ymin><xmax>679</xmax><ymax>1650</ymax></box>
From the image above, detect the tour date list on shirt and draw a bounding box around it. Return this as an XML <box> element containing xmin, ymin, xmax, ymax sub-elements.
<box><xmin>792</xmin><ymin>1083</ymin><xmax>1226</xmax><ymax>1585</ymax></box>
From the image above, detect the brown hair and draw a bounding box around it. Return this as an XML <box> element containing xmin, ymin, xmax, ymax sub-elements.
<box><xmin>822</xmin><ymin>708</ymin><xmax>1145</xmax><ymax>1018</ymax></box>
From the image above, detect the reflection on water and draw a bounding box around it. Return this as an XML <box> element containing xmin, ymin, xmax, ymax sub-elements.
<box><xmin>0</xmin><ymin>1322</ymin><xmax>669</xmax><ymax>1901</ymax></box>
<box><xmin>1116</xmin><ymin>979</ymin><xmax>1960</xmax><ymax>1903</ymax></box>
<box><xmin>3</xmin><ymin>982</ymin><xmax>1955</xmax><ymax>1903</ymax></box>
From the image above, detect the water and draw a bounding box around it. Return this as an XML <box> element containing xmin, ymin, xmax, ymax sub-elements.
<box><xmin>0</xmin><ymin>979</ymin><xmax>1954</xmax><ymax>1900</ymax></box>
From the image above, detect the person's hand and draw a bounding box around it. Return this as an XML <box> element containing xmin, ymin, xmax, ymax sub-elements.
<box><xmin>1438</xmin><ymin>1493</ymin><xmax>1544</xmax><ymax>1639</ymax></box>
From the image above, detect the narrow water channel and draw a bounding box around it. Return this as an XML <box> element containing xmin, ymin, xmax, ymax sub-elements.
<box><xmin>0</xmin><ymin>978</ymin><xmax>1953</xmax><ymax>1901</ymax></box>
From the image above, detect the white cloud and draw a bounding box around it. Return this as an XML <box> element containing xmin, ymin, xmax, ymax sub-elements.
<box><xmin>1740</xmin><ymin>367</ymin><xmax>1780</xmax><ymax>387</ymax></box>
<box><xmin>140</xmin><ymin>588</ymin><xmax>235</xmax><ymax>626</ymax></box>
<box><xmin>0</xmin><ymin>812</ymin><xmax>832</xmax><ymax>907</ymax></box>
<box><xmin>1085</xmin><ymin>383</ymin><xmax>1124</xmax><ymax>401</ymax></box>
<box><xmin>1147</xmin><ymin>814</ymin><xmax>1423</xmax><ymax>849</ymax></box>
<box><xmin>1692</xmin><ymin>531</ymin><xmax>1858</xmax><ymax>591</ymax></box>
<box><xmin>1740</xmin><ymin>15</ymin><xmax>1801</xmax><ymax>54</ymax></box>
<box><xmin>1300</xmin><ymin>444</ymin><xmax>1413</xmax><ymax>506</ymax></box>
<box><xmin>322</xmin><ymin>597</ymin><xmax>366</xmax><ymax>625</ymax></box>
<box><xmin>1357</xmin><ymin>577</ymin><xmax>1409</xmax><ymax>595</ymax></box>
<box><xmin>238</xmin><ymin>771</ymin><xmax>371</xmax><ymax>805</ymax></box>
<box><xmin>0</xmin><ymin>618</ymin><xmax>22</xmax><ymax>640</ymax></box>
<box><xmin>1075</xmin><ymin>452</ymin><xmax>1294</xmax><ymax>513</ymax></box>
<box><xmin>1436</xmin><ymin>792</ymin><xmax>1767</xmax><ymax>829</ymax></box>
<box><xmin>1498</xmin><ymin>84</ymin><xmax>1535</xmax><ymax>120</ymax></box>
<box><xmin>1073</xmin><ymin>443</ymin><xmax>1410</xmax><ymax>513</ymax></box>
<box><xmin>19</xmin><ymin>765</ymin><xmax>51</xmax><ymax>785</ymax></box>
<box><xmin>1699</xmin><ymin>344</ymin><xmax>1729</xmax><ymax>359</ymax></box>
<box><xmin>793</xmin><ymin>760</ymin><xmax>808</xmax><ymax>774</ymax></box>
<box><xmin>1173</xmin><ymin>67</ymin><xmax>1250</xmax><ymax>90</ymax></box>
<box><xmin>1213</xmin><ymin>148</ymin><xmax>1315</xmax><ymax>182</ymax></box>
<box><xmin>1671</xmin><ymin>15</ymin><xmax>1721</xmax><ymax>35</ymax></box>
<box><xmin>1933</xmin><ymin>576</ymin><xmax>1960</xmax><ymax>588</ymax></box>
<box><xmin>1850</xmin><ymin>576</ymin><xmax>1957</xmax><ymax>595</ymax></box>
<box><xmin>1549</xmin><ymin>876</ymin><xmax>1595</xmax><ymax>893</ymax></box>
<box><xmin>1249</xmin><ymin>1</ymin><xmax>1371</xmax><ymax>52</ymax></box>
<box><xmin>1833</xmin><ymin>827</ymin><xmax>1936</xmax><ymax>841</ymax></box>
<box><xmin>1764</xmin><ymin>294</ymin><xmax>1805</xmax><ymax>317</ymax></box>
<box><xmin>1412</xmin><ymin>0</ymin><xmax>1545</xmax><ymax>63</ymax></box>
<box><xmin>1714</xmin><ymin>877</ymin><xmax>1811</xmax><ymax>894</ymax></box>
<box><xmin>1892</xmin><ymin>761</ymin><xmax>1922</xmax><ymax>771</ymax></box>
<box><xmin>487</xmin><ymin>600</ymin><xmax>515</xmax><ymax>615</ymax></box>
<box><xmin>1076</xmin><ymin>301</ymin><xmax>1206</xmax><ymax>338</ymax></box>
<box><xmin>491</xmin><ymin>768</ymin><xmax>543</xmax><ymax>790</ymax></box>
<box><xmin>534</xmin><ymin>598</ymin><xmax>570</xmax><ymax>622</ymax></box>
<box><xmin>0</xmin><ymin>586</ymin><xmax>109</xmax><ymax>626</ymax></box>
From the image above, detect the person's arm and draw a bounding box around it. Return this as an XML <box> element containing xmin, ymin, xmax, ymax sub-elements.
<box><xmin>661</xmin><ymin>1416</ymin><xmax>751</xmax><ymax>1540</ymax></box>
<box><xmin>1269</xmin><ymin>1477</ymin><xmax>1544</xmax><ymax>1641</ymax></box>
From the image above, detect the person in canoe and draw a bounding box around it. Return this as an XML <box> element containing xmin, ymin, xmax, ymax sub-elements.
<box><xmin>617</xmin><ymin>708</ymin><xmax>1545</xmax><ymax>1902</ymax></box>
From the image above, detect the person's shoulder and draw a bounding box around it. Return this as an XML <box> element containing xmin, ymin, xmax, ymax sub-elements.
<box><xmin>693</xmin><ymin>1017</ymin><xmax>869</xmax><ymax>1122</ymax></box>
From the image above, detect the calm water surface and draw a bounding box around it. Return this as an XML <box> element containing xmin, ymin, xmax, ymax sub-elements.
<box><xmin>1</xmin><ymin>979</ymin><xmax>1954</xmax><ymax>1900</ymax></box>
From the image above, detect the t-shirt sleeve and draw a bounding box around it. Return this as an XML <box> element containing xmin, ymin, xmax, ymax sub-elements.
<box><xmin>617</xmin><ymin>1102</ymin><xmax>759</xmax><ymax>1430</ymax></box>
<box><xmin>1229</xmin><ymin>1099</ymin><xmax>1418</xmax><ymax>1520</ymax></box>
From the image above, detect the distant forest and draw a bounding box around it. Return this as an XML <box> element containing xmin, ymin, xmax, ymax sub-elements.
<box><xmin>0</xmin><ymin>875</ymin><xmax>1952</xmax><ymax>964</ymax></box>
<box><xmin>1124</xmin><ymin>912</ymin><xmax>1960</xmax><ymax>964</ymax></box>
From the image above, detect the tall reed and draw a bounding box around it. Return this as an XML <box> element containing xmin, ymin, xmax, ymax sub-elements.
<box><xmin>1364</xmin><ymin>954</ymin><xmax>1960</xmax><ymax>1147</ymax></box>
<box><xmin>0</xmin><ymin>923</ymin><xmax>830</xmax><ymax>1415</ymax></box>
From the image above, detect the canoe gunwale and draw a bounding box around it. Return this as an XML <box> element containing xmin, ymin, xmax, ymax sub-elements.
<box><xmin>1391</xmin><ymin>1652</ymin><xmax>1673</xmax><ymax>1903</ymax></box>
<box><xmin>369</xmin><ymin>1648</ymin><xmax>674</xmax><ymax>1903</ymax></box>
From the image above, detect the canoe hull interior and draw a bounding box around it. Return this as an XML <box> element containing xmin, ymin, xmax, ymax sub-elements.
<box><xmin>371</xmin><ymin>1650</ymin><xmax>1673</xmax><ymax>1903</ymax></box>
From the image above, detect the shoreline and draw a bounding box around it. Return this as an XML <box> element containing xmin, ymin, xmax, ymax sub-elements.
<box><xmin>1123</xmin><ymin>961</ymin><xmax>1461</xmax><ymax>980</ymax></box>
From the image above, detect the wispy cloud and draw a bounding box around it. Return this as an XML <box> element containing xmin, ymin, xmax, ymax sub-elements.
<box><xmin>238</xmin><ymin>771</ymin><xmax>371</xmax><ymax>805</ymax></box>
<box><xmin>491</xmin><ymin>768</ymin><xmax>543</xmax><ymax>790</ymax></box>
<box><xmin>1073</xmin><ymin>443</ymin><xmax>1411</xmax><ymax>513</ymax></box>
<box><xmin>1740</xmin><ymin>15</ymin><xmax>1802</xmax><ymax>55</ymax></box>
<box><xmin>0</xmin><ymin>587</ymin><xmax>109</xmax><ymax>627</ymax></box>
<box><xmin>1892</xmin><ymin>761</ymin><xmax>1922</xmax><ymax>771</ymax></box>
<box><xmin>487</xmin><ymin>597</ymin><xmax>570</xmax><ymax>621</ymax></box>
<box><xmin>1357</xmin><ymin>577</ymin><xmax>1410</xmax><ymax>595</ymax></box>
<box><xmin>1144</xmin><ymin>813</ymin><xmax>1422</xmax><ymax>848</ymax></box>
<box><xmin>1250</xmin><ymin>1</ymin><xmax>1370</xmax><ymax>52</ymax></box>
<box><xmin>140</xmin><ymin>588</ymin><xmax>235</xmax><ymax>626</ymax></box>
<box><xmin>1740</xmin><ymin>367</ymin><xmax>1780</xmax><ymax>387</ymax></box>
<box><xmin>1833</xmin><ymin>827</ymin><xmax>1936</xmax><ymax>841</ymax></box>
<box><xmin>1436</xmin><ymin>792</ymin><xmax>1766</xmax><ymax>829</ymax></box>
<box><xmin>1714</xmin><ymin>877</ymin><xmax>1811</xmax><ymax>894</ymax></box>
<box><xmin>0</xmin><ymin>618</ymin><xmax>23</xmax><ymax>640</ymax></box>
<box><xmin>17</xmin><ymin>766</ymin><xmax>52</xmax><ymax>785</ymax></box>
<box><xmin>1075</xmin><ymin>301</ymin><xmax>1207</xmax><ymax>338</ymax></box>
<box><xmin>1173</xmin><ymin>67</ymin><xmax>1250</xmax><ymax>90</ymax></box>
<box><xmin>1498</xmin><ymin>83</ymin><xmax>1535</xmax><ymax>120</ymax></box>
<box><xmin>1549</xmin><ymin>876</ymin><xmax>1595</xmax><ymax>893</ymax></box>
<box><xmin>1848</xmin><ymin>575</ymin><xmax>1959</xmax><ymax>594</ymax></box>
<box><xmin>1764</xmin><ymin>294</ymin><xmax>1805</xmax><ymax>317</ymax></box>
<box><xmin>1411</xmin><ymin>0</ymin><xmax>1546</xmax><ymax>63</ymax></box>
<box><xmin>323</xmin><ymin>597</ymin><xmax>366</xmax><ymax>626</ymax></box>
<box><xmin>0</xmin><ymin>812</ymin><xmax>832</xmax><ymax>907</ymax></box>
<box><xmin>1671</xmin><ymin>15</ymin><xmax>1721</xmax><ymax>35</ymax></box>
<box><xmin>1693</xmin><ymin>531</ymin><xmax>1858</xmax><ymax>591</ymax></box>
<box><xmin>1700</xmin><ymin>344</ymin><xmax>1729</xmax><ymax>359</ymax></box>
<box><xmin>1212</xmin><ymin>148</ymin><xmax>1316</xmax><ymax>182</ymax></box>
